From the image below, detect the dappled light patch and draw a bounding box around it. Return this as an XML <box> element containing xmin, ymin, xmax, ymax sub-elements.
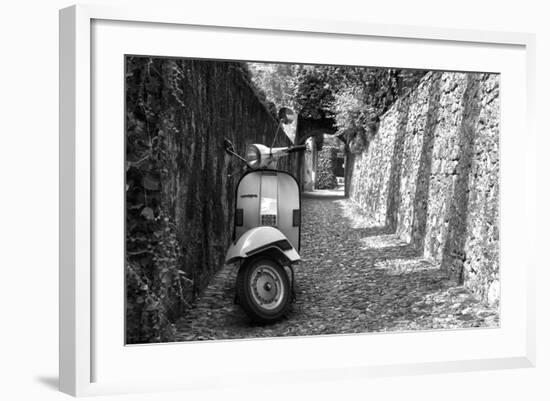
<box><xmin>374</xmin><ymin>257</ymin><xmax>437</xmax><ymax>275</ymax></box>
<box><xmin>359</xmin><ymin>234</ymin><xmax>404</xmax><ymax>250</ymax></box>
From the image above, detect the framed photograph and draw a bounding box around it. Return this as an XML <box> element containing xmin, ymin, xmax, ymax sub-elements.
<box><xmin>59</xmin><ymin>4</ymin><xmax>536</xmax><ymax>396</ymax></box>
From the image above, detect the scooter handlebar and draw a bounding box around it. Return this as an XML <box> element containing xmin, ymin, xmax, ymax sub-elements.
<box><xmin>286</xmin><ymin>144</ymin><xmax>307</xmax><ymax>153</ymax></box>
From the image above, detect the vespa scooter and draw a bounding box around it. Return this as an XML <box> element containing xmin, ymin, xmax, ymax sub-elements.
<box><xmin>223</xmin><ymin>138</ymin><xmax>306</xmax><ymax>323</ymax></box>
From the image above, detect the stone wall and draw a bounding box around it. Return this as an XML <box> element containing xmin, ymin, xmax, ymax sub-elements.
<box><xmin>349</xmin><ymin>71</ymin><xmax>500</xmax><ymax>305</ymax></box>
<box><xmin>162</xmin><ymin>59</ymin><xmax>297</xmax><ymax>293</ymax></box>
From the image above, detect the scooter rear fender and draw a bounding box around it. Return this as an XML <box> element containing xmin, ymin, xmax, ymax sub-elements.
<box><xmin>225</xmin><ymin>226</ymin><xmax>300</xmax><ymax>265</ymax></box>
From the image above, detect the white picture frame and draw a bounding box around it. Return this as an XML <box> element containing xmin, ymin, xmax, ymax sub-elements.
<box><xmin>59</xmin><ymin>3</ymin><xmax>536</xmax><ymax>397</ymax></box>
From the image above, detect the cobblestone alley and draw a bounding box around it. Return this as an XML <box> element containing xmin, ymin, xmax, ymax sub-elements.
<box><xmin>174</xmin><ymin>193</ymin><xmax>499</xmax><ymax>341</ymax></box>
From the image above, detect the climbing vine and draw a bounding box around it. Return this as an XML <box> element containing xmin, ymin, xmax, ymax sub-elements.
<box><xmin>125</xmin><ymin>57</ymin><xmax>191</xmax><ymax>343</ymax></box>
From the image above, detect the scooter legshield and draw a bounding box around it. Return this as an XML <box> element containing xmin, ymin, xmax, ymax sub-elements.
<box><xmin>225</xmin><ymin>226</ymin><xmax>300</xmax><ymax>265</ymax></box>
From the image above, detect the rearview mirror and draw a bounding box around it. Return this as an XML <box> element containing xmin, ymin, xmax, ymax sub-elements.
<box><xmin>278</xmin><ymin>107</ymin><xmax>296</xmax><ymax>125</ymax></box>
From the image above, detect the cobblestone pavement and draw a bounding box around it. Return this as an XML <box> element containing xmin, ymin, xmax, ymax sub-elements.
<box><xmin>174</xmin><ymin>193</ymin><xmax>499</xmax><ymax>341</ymax></box>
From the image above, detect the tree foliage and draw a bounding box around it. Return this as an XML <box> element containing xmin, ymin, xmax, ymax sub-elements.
<box><xmin>247</xmin><ymin>62</ymin><xmax>426</xmax><ymax>150</ymax></box>
<box><xmin>247</xmin><ymin>63</ymin><xmax>298</xmax><ymax>110</ymax></box>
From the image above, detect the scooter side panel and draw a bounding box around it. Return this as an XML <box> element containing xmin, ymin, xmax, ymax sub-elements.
<box><xmin>235</xmin><ymin>173</ymin><xmax>261</xmax><ymax>240</ymax></box>
<box><xmin>276</xmin><ymin>173</ymin><xmax>300</xmax><ymax>250</ymax></box>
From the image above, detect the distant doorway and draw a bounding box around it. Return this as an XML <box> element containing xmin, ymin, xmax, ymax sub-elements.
<box><xmin>301</xmin><ymin>133</ymin><xmax>347</xmax><ymax>198</ymax></box>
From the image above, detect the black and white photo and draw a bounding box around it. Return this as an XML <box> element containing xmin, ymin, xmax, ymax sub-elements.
<box><xmin>125</xmin><ymin>56</ymin><xmax>500</xmax><ymax>344</ymax></box>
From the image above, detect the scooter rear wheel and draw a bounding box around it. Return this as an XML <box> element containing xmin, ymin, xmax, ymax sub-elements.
<box><xmin>236</xmin><ymin>258</ymin><xmax>290</xmax><ymax>323</ymax></box>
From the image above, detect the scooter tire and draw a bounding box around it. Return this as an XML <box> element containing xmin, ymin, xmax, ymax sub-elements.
<box><xmin>236</xmin><ymin>258</ymin><xmax>291</xmax><ymax>324</ymax></box>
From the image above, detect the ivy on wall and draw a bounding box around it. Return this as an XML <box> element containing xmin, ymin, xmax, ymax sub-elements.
<box><xmin>315</xmin><ymin>146</ymin><xmax>339</xmax><ymax>190</ymax></box>
<box><xmin>125</xmin><ymin>57</ymin><xmax>194</xmax><ymax>343</ymax></box>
